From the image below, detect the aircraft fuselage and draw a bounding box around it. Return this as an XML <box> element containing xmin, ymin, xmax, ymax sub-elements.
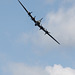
<box><xmin>18</xmin><ymin>0</ymin><xmax>60</xmax><ymax>45</ymax></box>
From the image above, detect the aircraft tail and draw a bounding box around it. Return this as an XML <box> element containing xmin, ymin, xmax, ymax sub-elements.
<box><xmin>39</xmin><ymin>18</ymin><xmax>43</xmax><ymax>22</ymax></box>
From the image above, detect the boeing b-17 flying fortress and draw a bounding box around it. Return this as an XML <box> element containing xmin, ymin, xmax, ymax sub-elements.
<box><xmin>18</xmin><ymin>0</ymin><xmax>60</xmax><ymax>45</ymax></box>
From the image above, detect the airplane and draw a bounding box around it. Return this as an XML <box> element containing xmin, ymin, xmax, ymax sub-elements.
<box><xmin>18</xmin><ymin>0</ymin><xmax>60</xmax><ymax>45</ymax></box>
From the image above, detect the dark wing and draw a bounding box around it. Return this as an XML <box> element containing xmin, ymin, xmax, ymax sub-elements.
<box><xmin>18</xmin><ymin>0</ymin><xmax>36</xmax><ymax>23</ymax></box>
<box><xmin>18</xmin><ymin>0</ymin><xmax>29</xmax><ymax>13</ymax></box>
<box><xmin>47</xmin><ymin>33</ymin><xmax>60</xmax><ymax>44</ymax></box>
<box><xmin>38</xmin><ymin>25</ymin><xmax>60</xmax><ymax>44</ymax></box>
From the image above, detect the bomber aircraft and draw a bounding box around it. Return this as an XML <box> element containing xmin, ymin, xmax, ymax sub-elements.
<box><xmin>18</xmin><ymin>0</ymin><xmax>60</xmax><ymax>45</ymax></box>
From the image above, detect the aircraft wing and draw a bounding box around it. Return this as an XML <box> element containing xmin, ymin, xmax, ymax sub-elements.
<box><xmin>18</xmin><ymin>0</ymin><xmax>36</xmax><ymax>23</ymax></box>
<box><xmin>37</xmin><ymin>25</ymin><xmax>60</xmax><ymax>44</ymax></box>
<box><xmin>47</xmin><ymin>33</ymin><xmax>60</xmax><ymax>44</ymax></box>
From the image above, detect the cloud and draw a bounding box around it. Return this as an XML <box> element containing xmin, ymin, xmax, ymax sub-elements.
<box><xmin>2</xmin><ymin>62</ymin><xmax>75</xmax><ymax>75</ymax></box>
<box><xmin>46</xmin><ymin>64</ymin><xmax>75</xmax><ymax>75</ymax></box>
<box><xmin>45</xmin><ymin>6</ymin><xmax>75</xmax><ymax>46</ymax></box>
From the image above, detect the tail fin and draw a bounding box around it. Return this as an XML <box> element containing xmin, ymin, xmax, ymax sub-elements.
<box><xmin>39</xmin><ymin>18</ymin><xmax>43</xmax><ymax>22</ymax></box>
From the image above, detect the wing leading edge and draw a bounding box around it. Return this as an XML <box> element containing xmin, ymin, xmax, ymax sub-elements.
<box><xmin>18</xmin><ymin>0</ymin><xmax>36</xmax><ymax>23</ymax></box>
<box><xmin>18</xmin><ymin>0</ymin><xmax>60</xmax><ymax>45</ymax></box>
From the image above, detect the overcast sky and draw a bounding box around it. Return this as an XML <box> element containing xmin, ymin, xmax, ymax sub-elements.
<box><xmin>0</xmin><ymin>0</ymin><xmax>75</xmax><ymax>75</ymax></box>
